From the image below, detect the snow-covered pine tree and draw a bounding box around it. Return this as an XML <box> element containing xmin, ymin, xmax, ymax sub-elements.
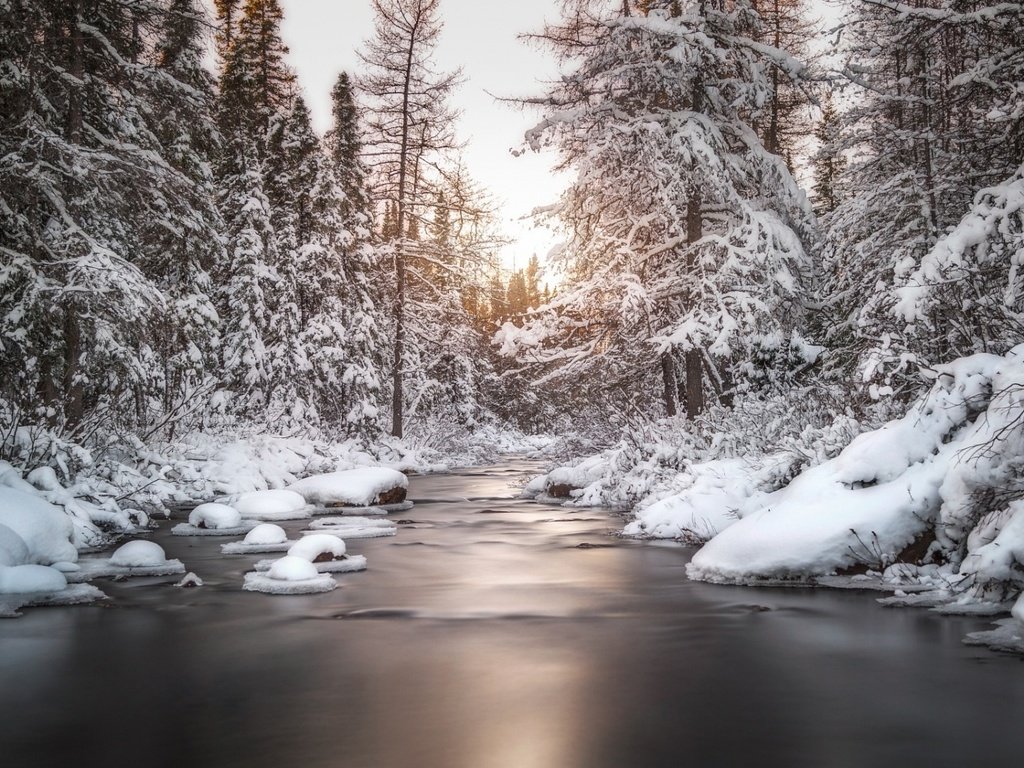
<box><xmin>823</xmin><ymin>0</ymin><xmax>1024</xmax><ymax>395</ymax></box>
<box><xmin>217</xmin><ymin>161</ymin><xmax>275</xmax><ymax>414</ymax></box>
<box><xmin>147</xmin><ymin>0</ymin><xmax>224</xmax><ymax>430</ymax></box>
<box><xmin>323</xmin><ymin>71</ymin><xmax>387</xmax><ymax>436</ymax></box>
<box><xmin>498</xmin><ymin>0</ymin><xmax>814</xmax><ymax>420</ymax></box>
<box><xmin>215</xmin><ymin>0</ymin><xmax>295</xmax><ymax>421</ymax></box>
<box><xmin>357</xmin><ymin>0</ymin><xmax>463</xmax><ymax>438</ymax></box>
<box><xmin>0</xmin><ymin>0</ymin><xmax>224</xmax><ymax>442</ymax></box>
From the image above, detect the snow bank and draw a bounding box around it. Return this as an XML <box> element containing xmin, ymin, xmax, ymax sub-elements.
<box><xmin>687</xmin><ymin>350</ymin><xmax>1024</xmax><ymax>585</ymax></box>
<box><xmin>233</xmin><ymin>489</ymin><xmax>311</xmax><ymax>521</ymax></box>
<box><xmin>0</xmin><ymin>564</ymin><xmax>68</xmax><ymax>594</ymax></box>
<box><xmin>288</xmin><ymin>467</ymin><xmax>408</xmax><ymax>507</ymax></box>
<box><xmin>624</xmin><ymin>455</ymin><xmax>795</xmax><ymax>542</ymax></box>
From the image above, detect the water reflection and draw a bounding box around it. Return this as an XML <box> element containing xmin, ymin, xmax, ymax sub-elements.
<box><xmin>0</xmin><ymin>459</ymin><xmax>1022</xmax><ymax>767</ymax></box>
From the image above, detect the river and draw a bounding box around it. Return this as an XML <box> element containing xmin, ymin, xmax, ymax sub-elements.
<box><xmin>1</xmin><ymin>459</ymin><xmax>1022</xmax><ymax>767</ymax></box>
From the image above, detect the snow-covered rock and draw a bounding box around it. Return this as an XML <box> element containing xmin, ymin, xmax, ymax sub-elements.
<box><xmin>242</xmin><ymin>555</ymin><xmax>337</xmax><ymax>595</ymax></box>
<box><xmin>67</xmin><ymin>540</ymin><xmax>184</xmax><ymax>582</ymax></box>
<box><xmin>0</xmin><ymin>564</ymin><xmax>67</xmax><ymax>594</ymax></box>
<box><xmin>172</xmin><ymin>503</ymin><xmax>252</xmax><ymax>536</ymax></box>
<box><xmin>252</xmin><ymin>534</ymin><xmax>367</xmax><ymax>575</ymax></box>
<box><xmin>110</xmin><ymin>540</ymin><xmax>171</xmax><ymax>568</ymax></box>
<box><xmin>175</xmin><ymin>572</ymin><xmax>203</xmax><ymax>588</ymax></box>
<box><xmin>188</xmin><ymin>503</ymin><xmax>242</xmax><ymax>529</ymax></box>
<box><xmin>288</xmin><ymin>533</ymin><xmax>347</xmax><ymax>561</ymax></box>
<box><xmin>220</xmin><ymin>523</ymin><xmax>292</xmax><ymax>555</ymax></box>
<box><xmin>233</xmin><ymin>489</ymin><xmax>311</xmax><ymax>521</ymax></box>
<box><xmin>288</xmin><ymin>467</ymin><xmax>408</xmax><ymax>507</ymax></box>
<box><xmin>0</xmin><ymin>488</ymin><xmax>78</xmax><ymax>565</ymax></box>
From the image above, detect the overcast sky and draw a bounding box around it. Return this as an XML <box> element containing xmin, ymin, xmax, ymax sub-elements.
<box><xmin>278</xmin><ymin>0</ymin><xmax>569</xmax><ymax>270</ymax></box>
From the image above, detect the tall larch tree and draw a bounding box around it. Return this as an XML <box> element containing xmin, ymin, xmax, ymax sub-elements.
<box><xmin>357</xmin><ymin>0</ymin><xmax>462</xmax><ymax>438</ymax></box>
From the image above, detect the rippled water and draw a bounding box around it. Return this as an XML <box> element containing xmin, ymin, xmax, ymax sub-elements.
<box><xmin>1</xmin><ymin>460</ymin><xmax>1022</xmax><ymax>767</ymax></box>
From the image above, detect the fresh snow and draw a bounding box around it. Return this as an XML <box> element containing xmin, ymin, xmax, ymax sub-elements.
<box><xmin>110</xmin><ymin>540</ymin><xmax>173</xmax><ymax>568</ymax></box>
<box><xmin>685</xmin><ymin>351</ymin><xmax>1024</xmax><ymax>593</ymax></box>
<box><xmin>0</xmin><ymin>487</ymin><xmax>79</xmax><ymax>565</ymax></box>
<box><xmin>172</xmin><ymin>503</ymin><xmax>253</xmax><ymax>536</ymax></box>
<box><xmin>233</xmin><ymin>489</ymin><xmax>311</xmax><ymax>521</ymax></box>
<box><xmin>220</xmin><ymin>523</ymin><xmax>293</xmax><ymax>554</ymax></box>
<box><xmin>288</xmin><ymin>467</ymin><xmax>408</xmax><ymax>507</ymax></box>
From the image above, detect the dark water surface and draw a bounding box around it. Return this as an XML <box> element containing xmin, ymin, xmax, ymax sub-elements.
<box><xmin>1</xmin><ymin>460</ymin><xmax>1022</xmax><ymax>768</ymax></box>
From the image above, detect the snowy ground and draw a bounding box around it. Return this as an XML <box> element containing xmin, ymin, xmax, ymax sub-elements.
<box><xmin>525</xmin><ymin>349</ymin><xmax>1024</xmax><ymax>655</ymax></box>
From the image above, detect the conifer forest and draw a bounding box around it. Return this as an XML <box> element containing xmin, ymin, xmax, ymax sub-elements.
<box><xmin>1</xmin><ymin>2</ymin><xmax>1024</xmax><ymax>766</ymax></box>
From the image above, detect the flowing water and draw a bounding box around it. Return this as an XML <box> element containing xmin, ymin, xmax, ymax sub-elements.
<box><xmin>1</xmin><ymin>459</ymin><xmax>1022</xmax><ymax>767</ymax></box>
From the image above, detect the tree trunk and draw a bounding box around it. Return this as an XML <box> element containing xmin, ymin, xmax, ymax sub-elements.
<box><xmin>685</xmin><ymin>192</ymin><xmax>704</xmax><ymax>420</ymax></box>
<box><xmin>661</xmin><ymin>353</ymin><xmax>677</xmax><ymax>417</ymax></box>
<box><xmin>63</xmin><ymin>307</ymin><xmax>84</xmax><ymax>427</ymax></box>
<box><xmin>391</xmin><ymin>24</ymin><xmax>419</xmax><ymax>439</ymax></box>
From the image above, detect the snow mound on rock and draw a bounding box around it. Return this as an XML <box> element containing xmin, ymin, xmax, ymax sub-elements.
<box><xmin>0</xmin><ymin>564</ymin><xmax>68</xmax><ymax>594</ymax></box>
<box><xmin>244</xmin><ymin>524</ymin><xmax>288</xmax><ymax>545</ymax></box>
<box><xmin>242</xmin><ymin>555</ymin><xmax>337</xmax><ymax>594</ymax></box>
<box><xmin>173</xmin><ymin>503</ymin><xmax>253</xmax><ymax>536</ymax></box>
<box><xmin>220</xmin><ymin>523</ymin><xmax>292</xmax><ymax>554</ymax></box>
<box><xmin>288</xmin><ymin>468</ymin><xmax>408</xmax><ymax>507</ymax></box>
<box><xmin>253</xmin><ymin>553</ymin><xmax>367</xmax><ymax>575</ymax></box>
<box><xmin>188</xmin><ymin>503</ymin><xmax>242</xmax><ymax>529</ymax></box>
<box><xmin>234</xmin><ymin>489</ymin><xmax>311</xmax><ymax>521</ymax></box>
<box><xmin>110</xmin><ymin>540</ymin><xmax>171</xmax><ymax>568</ymax></box>
<box><xmin>288</xmin><ymin>534</ymin><xmax>346</xmax><ymax>561</ymax></box>
<box><xmin>0</xmin><ymin>488</ymin><xmax>78</xmax><ymax>565</ymax></box>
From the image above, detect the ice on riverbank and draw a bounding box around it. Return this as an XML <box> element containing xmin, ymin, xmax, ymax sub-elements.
<box><xmin>306</xmin><ymin>516</ymin><xmax>397</xmax><ymax>539</ymax></box>
<box><xmin>0</xmin><ymin>487</ymin><xmax>102</xmax><ymax>613</ymax></box>
<box><xmin>242</xmin><ymin>556</ymin><xmax>337</xmax><ymax>595</ymax></box>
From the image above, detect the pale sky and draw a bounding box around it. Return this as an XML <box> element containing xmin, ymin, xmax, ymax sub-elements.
<box><xmin>279</xmin><ymin>0</ymin><xmax>569</xmax><ymax>271</ymax></box>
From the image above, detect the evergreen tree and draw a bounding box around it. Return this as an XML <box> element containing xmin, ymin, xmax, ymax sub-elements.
<box><xmin>823</xmin><ymin>0</ymin><xmax>1024</xmax><ymax>394</ymax></box>
<box><xmin>1</xmin><ymin>0</ymin><xmax>224</xmax><ymax>437</ymax></box>
<box><xmin>499</xmin><ymin>0</ymin><xmax>814</xmax><ymax>419</ymax></box>
<box><xmin>327</xmin><ymin>72</ymin><xmax>370</xmax><ymax>223</ymax></box>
